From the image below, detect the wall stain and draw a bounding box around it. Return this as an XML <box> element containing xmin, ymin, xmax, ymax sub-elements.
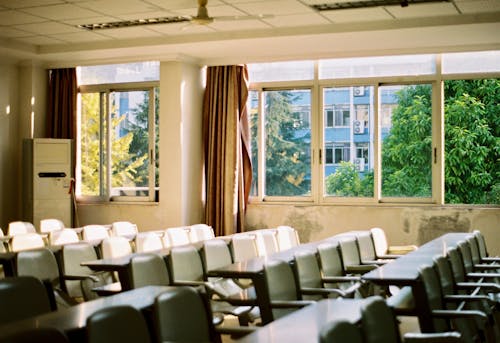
<box><xmin>417</xmin><ymin>212</ymin><xmax>470</xmax><ymax>244</ymax></box>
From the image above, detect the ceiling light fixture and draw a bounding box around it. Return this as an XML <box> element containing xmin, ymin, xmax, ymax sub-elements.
<box><xmin>311</xmin><ymin>0</ymin><xmax>450</xmax><ymax>11</ymax></box>
<box><xmin>76</xmin><ymin>16</ymin><xmax>190</xmax><ymax>31</ymax></box>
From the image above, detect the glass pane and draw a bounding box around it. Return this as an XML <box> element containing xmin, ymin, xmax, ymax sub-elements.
<box><xmin>80</xmin><ymin>92</ymin><xmax>106</xmax><ymax>196</ymax></box>
<box><xmin>442</xmin><ymin>51</ymin><xmax>500</xmax><ymax>74</ymax></box>
<box><xmin>78</xmin><ymin>61</ymin><xmax>159</xmax><ymax>85</ymax></box>
<box><xmin>323</xmin><ymin>86</ymin><xmax>374</xmax><ymax>197</ymax></box>
<box><xmin>264</xmin><ymin>89</ymin><xmax>311</xmax><ymax>196</ymax></box>
<box><xmin>110</xmin><ymin>90</ymin><xmax>151</xmax><ymax>197</ymax></box>
<box><xmin>444</xmin><ymin>79</ymin><xmax>499</xmax><ymax>204</ymax></box>
<box><xmin>319</xmin><ymin>54</ymin><xmax>435</xmax><ymax>79</ymax></box>
<box><xmin>381</xmin><ymin>84</ymin><xmax>432</xmax><ymax>198</ymax></box>
<box><xmin>248</xmin><ymin>61</ymin><xmax>314</xmax><ymax>82</ymax></box>
<box><xmin>248</xmin><ymin>90</ymin><xmax>259</xmax><ymax>196</ymax></box>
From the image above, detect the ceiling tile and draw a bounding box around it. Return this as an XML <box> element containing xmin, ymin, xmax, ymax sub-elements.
<box><xmin>61</xmin><ymin>16</ymin><xmax>119</xmax><ymax>26</ymax></box>
<box><xmin>20</xmin><ymin>3</ymin><xmax>102</xmax><ymax>20</ymax></box>
<box><xmin>48</xmin><ymin>31</ymin><xmax>111</xmax><ymax>43</ymax></box>
<box><xmin>234</xmin><ymin>0</ymin><xmax>314</xmax><ymax>16</ymax></box>
<box><xmin>97</xmin><ymin>26</ymin><xmax>163</xmax><ymax>39</ymax></box>
<box><xmin>386</xmin><ymin>3</ymin><xmax>459</xmax><ymax>18</ymax></box>
<box><xmin>263</xmin><ymin>13</ymin><xmax>331</xmax><ymax>27</ymax></box>
<box><xmin>0</xmin><ymin>0</ymin><xmax>64</xmax><ymax>9</ymax></box>
<box><xmin>209</xmin><ymin>18</ymin><xmax>271</xmax><ymax>31</ymax></box>
<box><xmin>175</xmin><ymin>4</ymin><xmax>246</xmax><ymax>17</ymax></box>
<box><xmin>0</xmin><ymin>27</ymin><xmax>34</xmax><ymax>38</ymax></box>
<box><xmin>0</xmin><ymin>10</ymin><xmax>46</xmax><ymax>25</ymax></box>
<box><xmin>16</xmin><ymin>35</ymin><xmax>65</xmax><ymax>45</ymax></box>
<box><xmin>13</xmin><ymin>21</ymin><xmax>82</xmax><ymax>35</ymax></box>
<box><xmin>114</xmin><ymin>11</ymin><xmax>177</xmax><ymax>20</ymax></box>
<box><xmin>148</xmin><ymin>22</ymin><xmax>214</xmax><ymax>35</ymax></box>
<box><xmin>455</xmin><ymin>0</ymin><xmax>500</xmax><ymax>14</ymax></box>
<box><xmin>77</xmin><ymin>0</ymin><xmax>160</xmax><ymax>15</ymax></box>
<box><xmin>321</xmin><ymin>7</ymin><xmax>394</xmax><ymax>23</ymax></box>
<box><xmin>147</xmin><ymin>0</ymin><xmax>223</xmax><ymax>11</ymax></box>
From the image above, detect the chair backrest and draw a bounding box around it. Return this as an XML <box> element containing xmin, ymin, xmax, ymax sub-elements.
<box><xmin>16</xmin><ymin>248</ymin><xmax>60</xmax><ymax>285</ymax></box>
<box><xmin>264</xmin><ymin>259</ymin><xmax>300</xmax><ymax>319</ymax></box>
<box><xmin>255</xmin><ymin>230</ymin><xmax>279</xmax><ymax>257</ymax></box>
<box><xmin>154</xmin><ymin>287</ymin><xmax>216</xmax><ymax>343</ymax></box>
<box><xmin>49</xmin><ymin>228</ymin><xmax>80</xmax><ymax>246</ymax></box>
<box><xmin>317</xmin><ymin>242</ymin><xmax>345</xmax><ymax>278</ymax></box>
<box><xmin>433</xmin><ymin>255</ymin><xmax>455</xmax><ymax>297</ymax></box>
<box><xmin>135</xmin><ymin>232</ymin><xmax>163</xmax><ymax>253</ymax></box>
<box><xmin>161</xmin><ymin>231</ymin><xmax>172</xmax><ymax>248</ymax></box>
<box><xmin>472</xmin><ymin>230</ymin><xmax>488</xmax><ymax>259</ymax></box>
<box><xmin>294</xmin><ymin>250</ymin><xmax>323</xmax><ymax>289</ymax></box>
<box><xmin>354</xmin><ymin>231</ymin><xmax>378</xmax><ymax>262</ymax></box>
<box><xmin>111</xmin><ymin>221</ymin><xmax>138</xmax><ymax>239</ymax></box>
<box><xmin>166</xmin><ymin>227</ymin><xmax>191</xmax><ymax>247</ymax></box>
<box><xmin>0</xmin><ymin>276</ymin><xmax>52</xmax><ymax>324</ymax></box>
<box><xmin>320</xmin><ymin>320</ymin><xmax>363</xmax><ymax>343</ymax></box>
<box><xmin>62</xmin><ymin>243</ymin><xmax>102</xmax><ymax>298</ymax></box>
<box><xmin>0</xmin><ymin>228</ymin><xmax>6</xmax><ymax>253</ymax></box>
<box><xmin>202</xmin><ymin>239</ymin><xmax>233</xmax><ymax>272</ymax></box>
<box><xmin>82</xmin><ymin>225</ymin><xmax>110</xmax><ymax>241</ymax></box>
<box><xmin>231</xmin><ymin>234</ymin><xmax>258</xmax><ymax>262</ymax></box>
<box><xmin>360</xmin><ymin>296</ymin><xmax>401</xmax><ymax>343</ymax></box>
<box><xmin>338</xmin><ymin>237</ymin><xmax>362</xmax><ymax>268</ymax></box>
<box><xmin>169</xmin><ymin>245</ymin><xmax>205</xmax><ymax>282</ymax></box>
<box><xmin>447</xmin><ymin>247</ymin><xmax>467</xmax><ymax>283</ymax></box>
<box><xmin>456</xmin><ymin>241</ymin><xmax>474</xmax><ymax>274</ymax></box>
<box><xmin>189</xmin><ymin>224</ymin><xmax>215</xmax><ymax>243</ymax></box>
<box><xmin>370</xmin><ymin>227</ymin><xmax>389</xmax><ymax>257</ymax></box>
<box><xmin>8</xmin><ymin>221</ymin><xmax>36</xmax><ymax>236</ymax></box>
<box><xmin>40</xmin><ymin>218</ymin><xmax>65</xmax><ymax>233</ymax></box>
<box><xmin>465</xmin><ymin>235</ymin><xmax>481</xmax><ymax>265</ymax></box>
<box><xmin>419</xmin><ymin>265</ymin><xmax>450</xmax><ymax>333</ymax></box>
<box><xmin>130</xmin><ymin>254</ymin><xmax>170</xmax><ymax>288</ymax></box>
<box><xmin>86</xmin><ymin>305</ymin><xmax>152</xmax><ymax>343</ymax></box>
<box><xmin>275</xmin><ymin>226</ymin><xmax>300</xmax><ymax>251</ymax></box>
<box><xmin>10</xmin><ymin>233</ymin><xmax>45</xmax><ymax>252</ymax></box>
<box><xmin>101</xmin><ymin>236</ymin><xmax>133</xmax><ymax>259</ymax></box>
<box><xmin>1</xmin><ymin>327</ymin><xmax>69</xmax><ymax>343</ymax></box>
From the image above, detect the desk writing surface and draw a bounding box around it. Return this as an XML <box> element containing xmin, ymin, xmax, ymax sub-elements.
<box><xmin>236</xmin><ymin>298</ymin><xmax>366</xmax><ymax>343</ymax></box>
<box><xmin>0</xmin><ymin>286</ymin><xmax>171</xmax><ymax>340</ymax></box>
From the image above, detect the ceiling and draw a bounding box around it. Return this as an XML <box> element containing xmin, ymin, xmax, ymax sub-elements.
<box><xmin>0</xmin><ymin>0</ymin><xmax>499</xmax><ymax>67</ymax></box>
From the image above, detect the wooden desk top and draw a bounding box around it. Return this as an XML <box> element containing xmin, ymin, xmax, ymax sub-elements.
<box><xmin>236</xmin><ymin>298</ymin><xmax>367</xmax><ymax>343</ymax></box>
<box><xmin>0</xmin><ymin>286</ymin><xmax>172</xmax><ymax>341</ymax></box>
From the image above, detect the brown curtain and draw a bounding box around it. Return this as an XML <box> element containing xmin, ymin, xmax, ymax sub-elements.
<box><xmin>46</xmin><ymin>68</ymin><xmax>77</xmax><ymax>139</ymax></box>
<box><xmin>203</xmin><ymin>65</ymin><xmax>252</xmax><ymax>236</ymax></box>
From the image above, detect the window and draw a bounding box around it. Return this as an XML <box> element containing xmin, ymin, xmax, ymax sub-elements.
<box><xmin>77</xmin><ymin>62</ymin><xmax>159</xmax><ymax>202</ymax></box>
<box><xmin>248</xmin><ymin>51</ymin><xmax>499</xmax><ymax>205</ymax></box>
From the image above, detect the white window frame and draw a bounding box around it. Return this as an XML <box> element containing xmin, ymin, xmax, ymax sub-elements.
<box><xmin>77</xmin><ymin>81</ymin><xmax>158</xmax><ymax>203</ymax></box>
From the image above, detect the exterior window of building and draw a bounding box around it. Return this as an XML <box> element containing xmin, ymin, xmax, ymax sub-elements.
<box><xmin>77</xmin><ymin>62</ymin><xmax>159</xmax><ymax>202</ymax></box>
<box><xmin>248</xmin><ymin>51</ymin><xmax>499</xmax><ymax>205</ymax></box>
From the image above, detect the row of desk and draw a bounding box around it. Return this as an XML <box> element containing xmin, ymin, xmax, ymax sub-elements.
<box><xmin>0</xmin><ymin>232</ymin><xmax>472</xmax><ymax>343</ymax></box>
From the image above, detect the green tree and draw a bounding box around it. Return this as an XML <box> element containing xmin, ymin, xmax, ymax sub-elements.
<box><xmin>264</xmin><ymin>90</ymin><xmax>310</xmax><ymax>196</ymax></box>
<box><xmin>381</xmin><ymin>85</ymin><xmax>433</xmax><ymax>197</ymax></box>
<box><xmin>80</xmin><ymin>92</ymin><xmax>148</xmax><ymax>195</ymax></box>
<box><xmin>325</xmin><ymin>163</ymin><xmax>374</xmax><ymax>197</ymax></box>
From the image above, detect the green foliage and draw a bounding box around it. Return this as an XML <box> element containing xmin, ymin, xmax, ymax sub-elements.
<box><xmin>264</xmin><ymin>91</ymin><xmax>310</xmax><ymax>196</ymax></box>
<box><xmin>381</xmin><ymin>85</ymin><xmax>432</xmax><ymax>197</ymax></box>
<box><xmin>325</xmin><ymin>163</ymin><xmax>374</xmax><ymax>197</ymax></box>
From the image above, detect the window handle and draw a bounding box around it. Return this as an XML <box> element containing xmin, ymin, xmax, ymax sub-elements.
<box><xmin>319</xmin><ymin>149</ymin><xmax>322</xmax><ymax>165</ymax></box>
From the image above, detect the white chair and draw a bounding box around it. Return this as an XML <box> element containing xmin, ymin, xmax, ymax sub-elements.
<box><xmin>40</xmin><ymin>219</ymin><xmax>65</xmax><ymax>234</ymax></box>
<box><xmin>10</xmin><ymin>233</ymin><xmax>45</xmax><ymax>252</ymax></box>
<box><xmin>101</xmin><ymin>236</ymin><xmax>133</xmax><ymax>259</ymax></box>
<box><xmin>7</xmin><ymin>221</ymin><xmax>36</xmax><ymax>236</ymax></box>
<box><xmin>275</xmin><ymin>226</ymin><xmax>300</xmax><ymax>251</ymax></box>
<box><xmin>254</xmin><ymin>230</ymin><xmax>279</xmax><ymax>257</ymax></box>
<box><xmin>49</xmin><ymin>229</ymin><xmax>80</xmax><ymax>246</ymax></box>
<box><xmin>166</xmin><ymin>227</ymin><xmax>191</xmax><ymax>247</ymax></box>
<box><xmin>135</xmin><ymin>232</ymin><xmax>163</xmax><ymax>253</ymax></box>
<box><xmin>82</xmin><ymin>225</ymin><xmax>110</xmax><ymax>242</ymax></box>
<box><xmin>189</xmin><ymin>224</ymin><xmax>215</xmax><ymax>243</ymax></box>
<box><xmin>369</xmin><ymin>227</ymin><xmax>417</xmax><ymax>257</ymax></box>
<box><xmin>231</xmin><ymin>234</ymin><xmax>258</xmax><ymax>262</ymax></box>
<box><xmin>111</xmin><ymin>221</ymin><xmax>138</xmax><ymax>240</ymax></box>
<box><xmin>0</xmin><ymin>228</ymin><xmax>7</xmax><ymax>252</ymax></box>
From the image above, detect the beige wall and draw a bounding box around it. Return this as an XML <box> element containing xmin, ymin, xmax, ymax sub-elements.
<box><xmin>245</xmin><ymin>203</ymin><xmax>500</xmax><ymax>255</ymax></box>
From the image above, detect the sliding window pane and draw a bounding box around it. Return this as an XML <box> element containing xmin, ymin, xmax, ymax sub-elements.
<box><xmin>248</xmin><ymin>90</ymin><xmax>259</xmax><ymax>197</ymax></box>
<box><xmin>264</xmin><ymin>89</ymin><xmax>311</xmax><ymax>197</ymax></box>
<box><xmin>381</xmin><ymin>84</ymin><xmax>432</xmax><ymax>198</ymax></box>
<box><xmin>323</xmin><ymin>86</ymin><xmax>374</xmax><ymax>197</ymax></box>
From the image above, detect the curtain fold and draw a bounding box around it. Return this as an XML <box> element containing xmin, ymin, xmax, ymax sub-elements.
<box><xmin>46</xmin><ymin>68</ymin><xmax>77</xmax><ymax>139</ymax></box>
<box><xmin>203</xmin><ymin>65</ymin><xmax>252</xmax><ymax>236</ymax></box>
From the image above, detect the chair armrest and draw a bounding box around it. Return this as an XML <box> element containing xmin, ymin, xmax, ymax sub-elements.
<box><xmin>431</xmin><ymin>309</ymin><xmax>488</xmax><ymax>322</ymax></box>
<box><xmin>63</xmin><ymin>274</ymin><xmax>100</xmax><ymax>282</ymax></box>
<box><xmin>377</xmin><ymin>254</ymin><xmax>403</xmax><ymax>259</ymax></box>
<box><xmin>467</xmin><ymin>272</ymin><xmax>500</xmax><ymax>279</ymax></box>
<box><xmin>455</xmin><ymin>281</ymin><xmax>500</xmax><ymax>292</ymax></box>
<box><xmin>362</xmin><ymin>259</ymin><xmax>391</xmax><ymax>265</ymax></box>
<box><xmin>300</xmin><ymin>287</ymin><xmax>346</xmax><ymax>297</ymax></box>
<box><xmin>444</xmin><ymin>294</ymin><xmax>494</xmax><ymax>305</ymax></box>
<box><xmin>215</xmin><ymin>326</ymin><xmax>257</xmax><ymax>338</ymax></box>
<box><xmin>322</xmin><ymin>275</ymin><xmax>361</xmax><ymax>283</ymax></box>
<box><xmin>473</xmin><ymin>264</ymin><xmax>500</xmax><ymax>271</ymax></box>
<box><xmin>270</xmin><ymin>300</ymin><xmax>315</xmax><ymax>308</ymax></box>
<box><xmin>387</xmin><ymin>245</ymin><xmax>417</xmax><ymax>255</ymax></box>
<box><xmin>171</xmin><ymin>280</ymin><xmax>206</xmax><ymax>287</ymax></box>
<box><xmin>404</xmin><ymin>332</ymin><xmax>462</xmax><ymax>343</ymax></box>
<box><xmin>481</xmin><ymin>257</ymin><xmax>500</xmax><ymax>263</ymax></box>
<box><xmin>345</xmin><ymin>264</ymin><xmax>378</xmax><ymax>273</ymax></box>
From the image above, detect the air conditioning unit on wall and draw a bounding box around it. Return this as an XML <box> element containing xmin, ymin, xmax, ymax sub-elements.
<box><xmin>354</xmin><ymin>157</ymin><xmax>365</xmax><ymax>171</ymax></box>
<box><xmin>353</xmin><ymin>86</ymin><xmax>365</xmax><ymax>96</ymax></box>
<box><xmin>353</xmin><ymin>120</ymin><xmax>365</xmax><ymax>134</ymax></box>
